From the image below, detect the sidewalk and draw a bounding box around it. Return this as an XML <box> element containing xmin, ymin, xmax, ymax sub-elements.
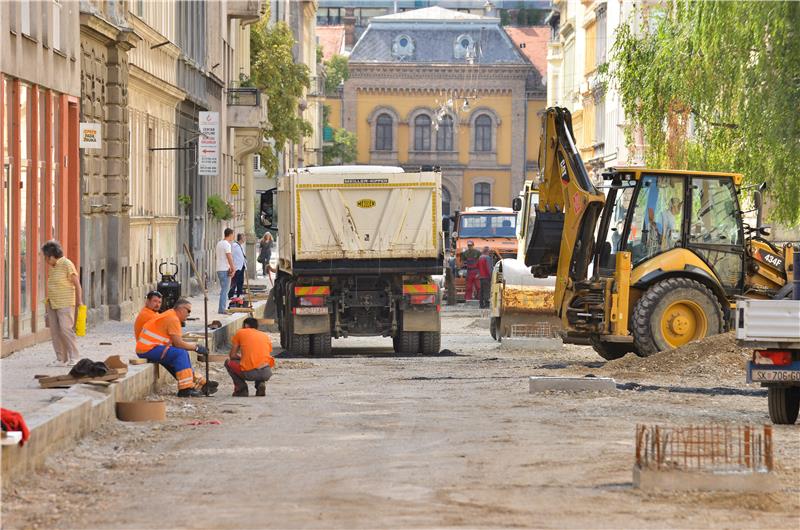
<box><xmin>1</xmin><ymin>275</ymin><xmax>271</xmax><ymax>487</ymax></box>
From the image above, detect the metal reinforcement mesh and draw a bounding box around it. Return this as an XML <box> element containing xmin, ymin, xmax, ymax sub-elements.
<box><xmin>510</xmin><ymin>322</ymin><xmax>556</xmax><ymax>338</ymax></box>
<box><xmin>635</xmin><ymin>424</ymin><xmax>773</xmax><ymax>473</ymax></box>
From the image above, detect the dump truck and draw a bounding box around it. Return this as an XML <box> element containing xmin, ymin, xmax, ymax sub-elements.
<box><xmin>445</xmin><ymin>206</ymin><xmax>518</xmax><ymax>304</ymax></box>
<box><xmin>523</xmin><ymin>107</ymin><xmax>795</xmax><ymax>360</ymax></box>
<box><xmin>260</xmin><ymin>166</ymin><xmax>444</xmax><ymax>355</ymax></box>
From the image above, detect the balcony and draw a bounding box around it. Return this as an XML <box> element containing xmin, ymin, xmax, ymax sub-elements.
<box><xmin>227</xmin><ymin>88</ymin><xmax>268</xmax><ymax>129</ymax></box>
<box><xmin>227</xmin><ymin>0</ymin><xmax>266</xmax><ymax>24</ymax></box>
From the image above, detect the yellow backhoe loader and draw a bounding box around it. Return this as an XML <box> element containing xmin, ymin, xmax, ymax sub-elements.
<box><xmin>518</xmin><ymin>107</ymin><xmax>795</xmax><ymax>360</ymax></box>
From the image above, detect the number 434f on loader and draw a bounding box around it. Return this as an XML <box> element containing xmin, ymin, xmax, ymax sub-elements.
<box><xmin>520</xmin><ymin>107</ymin><xmax>796</xmax><ymax>360</ymax></box>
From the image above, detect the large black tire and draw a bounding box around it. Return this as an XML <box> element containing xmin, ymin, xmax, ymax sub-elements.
<box><xmin>394</xmin><ymin>331</ymin><xmax>420</xmax><ymax>355</ymax></box>
<box><xmin>589</xmin><ymin>336</ymin><xmax>631</xmax><ymax>361</ymax></box>
<box><xmin>768</xmin><ymin>387</ymin><xmax>800</xmax><ymax>425</ymax></box>
<box><xmin>631</xmin><ymin>278</ymin><xmax>724</xmax><ymax>357</ymax></box>
<box><xmin>490</xmin><ymin>317</ymin><xmax>499</xmax><ymax>341</ymax></box>
<box><xmin>290</xmin><ymin>333</ymin><xmax>311</xmax><ymax>356</ymax></box>
<box><xmin>312</xmin><ymin>333</ymin><xmax>332</xmax><ymax>356</ymax></box>
<box><xmin>420</xmin><ymin>331</ymin><xmax>441</xmax><ymax>355</ymax></box>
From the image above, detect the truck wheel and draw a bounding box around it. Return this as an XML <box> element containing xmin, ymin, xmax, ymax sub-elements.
<box><xmin>312</xmin><ymin>333</ymin><xmax>332</xmax><ymax>356</ymax></box>
<box><xmin>490</xmin><ymin>317</ymin><xmax>499</xmax><ymax>341</ymax></box>
<box><xmin>394</xmin><ymin>331</ymin><xmax>420</xmax><ymax>355</ymax></box>
<box><xmin>290</xmin><ymin>333</ymin><xmax>311</xmax><ymax>356</ymax></box>
<box><xmin>589</xmin><ymin>336</ymin><xmax>631</xmax><ymax>361</ymax></box>
<box><xmin>632</xmin><ymin>278</ymin><xmax>723</xmax><ymax>357</ymax></box>
<box><xmin>768</xmin><ymin>387</ymin><xmax>800</xmax><ymax>425</ymax></box>
<box><xmin>420</xmin><ymin>331</ymin><xmax>441</xmax><ymax>355</ymax></box>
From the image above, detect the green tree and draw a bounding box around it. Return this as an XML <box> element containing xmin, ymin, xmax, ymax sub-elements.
<box><xmin>323</xmin><ymin>54</ymin><xmax>349</xmax><ymax>94</ymax></box>
<box><xmin>250</xmin><ymin>18</ymin><xmax>313</xmax><ymax>177</ymax></box>
<box><xmin>606</xmin><ymin>1</ymin><xmax>800</xmax><ymax>224</ymax></box>
<box><xmin>323</xmin><ymin>128</ymin><xmax>357</xmax><ymax>165</ymax></box>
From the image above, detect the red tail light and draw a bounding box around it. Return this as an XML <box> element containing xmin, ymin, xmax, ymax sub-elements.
<box><xmin>299</xmin><ymin>296</ymin><xmax>325</xmax><ymax>307</ymax></box>
<box><xmin>754</xmin><ymin>350</ymin><xmax>792</xmax><ymax>366</ymax></box>
<box><xmin>409</xmin><ymin>294</ymin><xmax>436</xmax><ymax>305</ymax></box>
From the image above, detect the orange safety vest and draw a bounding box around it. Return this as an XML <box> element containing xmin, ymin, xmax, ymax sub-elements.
<box><xmin>135</xmin><ymin>310</ymin><xmax>180</xmax><ymax>354</ymax></box>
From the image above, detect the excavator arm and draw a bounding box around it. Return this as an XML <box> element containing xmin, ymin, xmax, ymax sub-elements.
<box><xmin>524</xmin><ymin>107</ymin><xmax>606</xmax><ymax>310</ymax></box>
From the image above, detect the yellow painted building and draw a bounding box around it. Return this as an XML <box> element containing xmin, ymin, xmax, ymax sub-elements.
<box><xmin>341</xmin><ymin>6</ymin><xmax>546</xmax><ymax>214</ymax></box>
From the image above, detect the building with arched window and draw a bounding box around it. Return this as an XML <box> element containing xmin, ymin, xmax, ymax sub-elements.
<box><xmin>341</xmin><ymin>6</ymin><xmax>547</xmax><ymax>211</ymax></box>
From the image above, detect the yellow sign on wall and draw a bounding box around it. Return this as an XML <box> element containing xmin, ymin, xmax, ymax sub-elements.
<box><xmin>230</xmin><ymin>183</ymin><xmax>240</xmax><ymax>195</ymax></box>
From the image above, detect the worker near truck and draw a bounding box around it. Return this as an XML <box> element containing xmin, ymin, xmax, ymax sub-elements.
<box><xmin>225</xmin><ymin>317</ymin><xmax>275</xmax><ymax>397</ymax></box>
<box><xmin>478</xmin><ymin>246</ymin><xmax>493</xmax><ymax>308</ymax></box>
<box><xmin>135</xmin><ymin>298</ymin><xmax>217</xmax><ymax>397</ymax></box>
<box><xmin>133</xmin><ymin>290</ymin><xmax>163</xmax><ymax>339</ymax></box>
<box><xmin>462</xmin><ymin>241</ymin><xmax>482</xmax><ymax>301</ymax></box>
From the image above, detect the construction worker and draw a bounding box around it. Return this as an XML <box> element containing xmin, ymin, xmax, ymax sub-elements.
<box><xmin>134</xmin><ymin>290</ymin><xmax>163</xmax><ymax>340</ymax></box>
<box><xmin>225</xmin><ymin>317</ymin><xmax>275</xmax><ymax>397</ymax></box>
<box><xmin>135</xmin><ymin>298</ymin><xmax>217</xmax><ymax>397</ymax></box>
<box><xmin>462</xmin><ymin>240</ymin><xmax>482</xmax><ymax>301</ymax></box>
<box><xmin>478</xmin><ymin>246</ymin><xmax>493</xmax><ymax>308</ymax></box>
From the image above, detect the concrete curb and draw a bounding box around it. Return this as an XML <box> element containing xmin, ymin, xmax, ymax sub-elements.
<box><xmin>1</xmin><ymin>300</ymin><xmax>267</xmax><ymax>489</ymax></box>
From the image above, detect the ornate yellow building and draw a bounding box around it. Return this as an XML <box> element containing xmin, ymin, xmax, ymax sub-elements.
<box><xmin>340</xmin><ymin>6</ymin><xmax>546</xmax><ymax>214</ymax></box>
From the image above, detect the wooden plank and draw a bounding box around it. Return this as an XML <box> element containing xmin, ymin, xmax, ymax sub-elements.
<box><xmin>225</xmin><ymin>308</ymin><xmax>255</xmax><ymax>314</ymax></box>
<box><xmin>38</xmin><ymin>372</ymin><xmax>121</xmax><ymax>389</ymax></box>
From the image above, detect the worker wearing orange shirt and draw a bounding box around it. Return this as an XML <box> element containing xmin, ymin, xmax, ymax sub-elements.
<box><xmin>225</xmin><ymin>317</ymin><xmax>274</xmax><ymax>397</ymax></box>
<box><xmin>134</xmin><ymin>291</ymin><xmax>163</xmax><ymax>340</ymax></box>
<box><xmin>135</xmin><ymin>298</ymin><xmax>216</xmax><ymax>397</ymax></box>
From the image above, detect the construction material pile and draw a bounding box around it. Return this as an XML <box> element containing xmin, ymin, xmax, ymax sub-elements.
<box><xmin>599</xmin><ymin>332</ymin><xmax>752</xmax><ymax>383</ymax></box>
<box><xmin>501</xmin><ymin>285</ymin><xmax>554</xmax><ymax>313</ymax></box>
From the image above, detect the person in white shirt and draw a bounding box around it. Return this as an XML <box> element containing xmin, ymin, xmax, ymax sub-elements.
<box><xmin>215</xmin><ymin>228</ymin><xmax>235</xmax><ymax>314</ymax></box>
<box><xmin>228</xmin><ymin>233</ymin><xmax>247</xmax><ymax>298</ymax></box>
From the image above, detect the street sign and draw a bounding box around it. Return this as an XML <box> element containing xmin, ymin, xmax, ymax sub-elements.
<box><xmin>198</xmin><ymin>111</ymin><xmax>219</xmax><ymax>176</ymax></box>
<box><xmin>230</xmin><ymin>183</ymin><xmax>240</xmax><ymax>195</ymax></box>
<box><xmin>79</xmin><ymin>123</ymin><xmax>102</xmax><ymax>149</ymax></box>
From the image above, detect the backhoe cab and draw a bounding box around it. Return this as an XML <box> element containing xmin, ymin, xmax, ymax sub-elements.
<box><xmin>522</xmin><ymin>107</ymin><xmax>794</xmax><ymax>360</ymax></box>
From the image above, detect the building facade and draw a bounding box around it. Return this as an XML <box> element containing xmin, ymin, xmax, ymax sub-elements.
<box><xmin>2</xmin><ymin>1</ymin><xmax>82</xmax><ymax>354</ymax></box>
<box><xmin>343</xmin><ymin>6</ymin><xmax>545</xmax><ymax>212</ymax></box>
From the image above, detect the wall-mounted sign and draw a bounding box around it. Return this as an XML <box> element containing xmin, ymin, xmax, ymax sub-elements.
<box><xmin>230</xmin><ymin>183</ymin><xmax>240</xmax><ymax>195</ymax></box>
<box><xmin>198</xmin><ymin>111</ymin><xmax>219</xmax><ymax>176</ymax></box>
<box><xmin>79</xmin><ymin>123</ymin><xmax>102</xmax><ymax>149</ymax></box>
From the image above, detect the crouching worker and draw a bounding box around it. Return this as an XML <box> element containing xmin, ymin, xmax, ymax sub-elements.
<box><xmin>135</xmin><ymin>298</ymin><xmax>217</xmax><ymax>397</ymax></box>
<box><xmin>225</xmin><ymin>317</ymin><xmax>274</xmax><ymax>397</ymax></box>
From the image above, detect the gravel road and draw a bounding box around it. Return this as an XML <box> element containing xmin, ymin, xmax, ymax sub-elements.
<box><xmin>3</xmin><ymin>308</ymin><xmax>799</xmax><ymax>529</ymax></box>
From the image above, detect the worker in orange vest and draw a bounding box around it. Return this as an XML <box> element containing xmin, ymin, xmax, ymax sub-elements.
<box><xmin>134</xmin><ymin>290</ymin><xmax>163</xmax><ymax>340</ymax></box>
<box><xmin>135</xmin><ymin>298</ymin><xmax>217</xmax><ymax>397</ymax></box>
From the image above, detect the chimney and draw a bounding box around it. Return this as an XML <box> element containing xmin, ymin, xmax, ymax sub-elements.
<box><xmin>343</xmin><ymin>7</ymin><xmax>356</xmax><ymax>48</ymax></box>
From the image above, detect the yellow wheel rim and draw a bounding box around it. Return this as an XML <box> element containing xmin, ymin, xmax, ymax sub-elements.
<box><xmin>659</xmin><ymin>300</ymin><xmax>708</xmax><ymax>348</ymax></box>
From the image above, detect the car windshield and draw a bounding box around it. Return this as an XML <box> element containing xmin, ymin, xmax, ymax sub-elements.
<box><xmin>459</xmin><ymin>215</ymin><xmax>516</xmax><ymax>238</ymax></box>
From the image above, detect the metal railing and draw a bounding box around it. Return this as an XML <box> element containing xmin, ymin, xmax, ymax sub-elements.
<box><xmin>227</xmin><ymin>87</ymin><xmax>260</xmax><ymax>106</ymax></box>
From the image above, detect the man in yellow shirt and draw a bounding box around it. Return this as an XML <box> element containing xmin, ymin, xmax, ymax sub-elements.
<box><xmin>134</xmin><ymin>291</ymin><xmax>163</xmax><ymax>340</ymax></box>
<box><xmin>225</xmin><ymin>317</ymin><xmax>275</xmax><ymax>397</ymax></box>
<box><xmin>42</xmin><ymin>240</ymin><xmax>83</xmax><ymax>367</ymax></box>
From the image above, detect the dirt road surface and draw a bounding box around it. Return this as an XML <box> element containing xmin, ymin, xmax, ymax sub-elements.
<box><xmin>4</xmin><ymin>309</ymin><xmax>799</xmax><ymax>529</ymax></box>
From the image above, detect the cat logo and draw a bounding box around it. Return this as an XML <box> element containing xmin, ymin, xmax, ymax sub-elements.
<box><xmin>357</xmin><ymin>199</ymin><xmax>376</xmax><ymax>208</ymax></box>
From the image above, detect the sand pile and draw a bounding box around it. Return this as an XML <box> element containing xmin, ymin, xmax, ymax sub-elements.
<box><xmin>598</xmin><ymin>332</ymin><xmax>752</xmax><ymax>382</ymax></box>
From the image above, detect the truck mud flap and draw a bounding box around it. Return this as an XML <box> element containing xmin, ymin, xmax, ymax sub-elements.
<box><xmin>292</xmin><ymin>314</ymin><xmax>330</xmax><ymax>335</ymax></box>
<box><xmin>403</xmin><ymin>308</ymin><xmax>441</xmax><ymax>332</ymax></box>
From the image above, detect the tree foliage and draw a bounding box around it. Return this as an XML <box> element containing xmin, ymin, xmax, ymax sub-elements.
<box><xmin>250</xmin><ymin>18</ymin><xmax>313</xmax><ymax>177</ymax></box>
<box><xmin>606</xmin><ymin>1</ymin><xmax>800</xmax><ymax>224</ymax></box>
<box><xmin>323</xmin><ymin>128</ymin><xmax>357</xmax><ymax>165</ymax></box>
<box><xmin>323</xmin><ymin>54</ymin><xmax>349</xmax><ymax>94</ymax></box>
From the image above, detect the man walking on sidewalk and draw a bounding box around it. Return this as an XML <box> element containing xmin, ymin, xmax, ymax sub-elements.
<box><xmin>135</xmin><ymin>298</ymin><xmax>217</xmax><ymax>397</ymax></box>
<box><xmin>215</xmin><ymin>228</ymin><xmax>235</xmax><ymax>314</ymax></box>
<box><xmin>42</xmin><ymin>240</ymin><xmax>83</xmax><ymax>367</ymax></box>
<box><xmin>478</xmin><ymin>246</ymin><xmax>493</xmax><ymax>309</ymax></box>
<box><xmin>228</xmin><ymin>233</ymin><xmax>247</xmax><ymax>298</ymax></box>
<box><xmin>224</xmin><ymin>317</ymin><xmax>274</xmax><ymax>397</ymax></box>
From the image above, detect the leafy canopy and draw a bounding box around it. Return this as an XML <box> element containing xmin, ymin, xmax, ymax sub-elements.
<box><xmin>323</xmin><ymin>54</ymin><xmax>349</xmax><ymax>94</ymax></box>
<box><xmin>606</xmin><ymin>1</ymin><xmax>800</xmax><ymax>224</ymax></box>
<box><xmin>250</xmin><ymin>18</ymin><xmax>313</xmax><ymax>177</ymax></box>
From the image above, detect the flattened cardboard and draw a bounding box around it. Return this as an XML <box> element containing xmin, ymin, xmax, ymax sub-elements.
<box><xmin>116</xmin><ymin>401</ymin><xmax>166</xmax><ymax>422</ymax></box>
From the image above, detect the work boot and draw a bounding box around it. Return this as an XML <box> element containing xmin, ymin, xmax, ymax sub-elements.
<box><xmin>201</xmin><ymin>382</ymin><xmax>218</xmax><ymax>395</ymax></box>
<box><xmin>255</xmin><ymin>381</ymin><xmax>266</xmax><ymax>397</ymax></box>
<box><xmin>177</xmin><ymin>388</ymin><xmax>203</xmax><ymax>398</ymax></box>
<box><xmin>206</xmin><ymin>380</ymin><xmax>219</xmax><ymax>390</ymax></box>
<box><xmin>232</xmin><ymin>387</ymin><xmax>249</xmax><ymax>397</ymax></box>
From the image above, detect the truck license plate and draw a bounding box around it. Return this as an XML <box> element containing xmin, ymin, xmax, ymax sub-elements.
<box><xmin>750</xmin><ymin>369</ymin><xmax>800</xmax><ymax>383</ymax></box>
<box><xmin>295</xmin><ymin>307</ymin><xmax>328</xmax><ymax>315</ymax></box>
